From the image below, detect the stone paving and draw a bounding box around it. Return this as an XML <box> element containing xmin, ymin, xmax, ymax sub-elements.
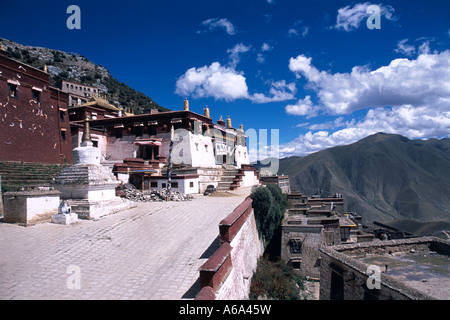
<box><xmin>0</xmin><ymin>189</ymin><xmax>251</xmax><ymax>300</ymax></box>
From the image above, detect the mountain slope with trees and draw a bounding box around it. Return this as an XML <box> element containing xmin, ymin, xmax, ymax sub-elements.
<box><xmin>0</xmin><ymin>38</ymin><xmax>168</xmax><ymax>114</ymax></box>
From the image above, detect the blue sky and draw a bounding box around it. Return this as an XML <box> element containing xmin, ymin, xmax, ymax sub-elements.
<box><xmin>1</xmin><ymin>0</ymin><xmax>449</xmax><ymax>159</ymax></box>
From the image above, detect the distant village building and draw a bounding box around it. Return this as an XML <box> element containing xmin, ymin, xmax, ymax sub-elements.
<box><xmin>281</xmin><ymin>192</ymin><xmax>363</xmax><ymax>278</ymax></box>
<box><xmin>61</xmin><ymin>80</ymin><xmax>100</xmax><ymax>107</ymax></box>
<box><xmin>259</xmin><ymin>175</ymin><xmax>291</xmax><ymax>194</ymax></box>
<box><xmin>0</xmin><ymin>46</ymin><xmax>72</xmax><ymax>164</ymax></box>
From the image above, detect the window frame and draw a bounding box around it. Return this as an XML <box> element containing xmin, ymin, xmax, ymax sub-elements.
<box><xmin>8</xmin><ymin>83</ymin><xmax>18</xmax><ymax>98</ymax></box>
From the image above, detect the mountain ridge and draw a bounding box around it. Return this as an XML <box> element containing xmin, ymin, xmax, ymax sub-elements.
<box><xmin>0</xmin><ymin>37</ymin><xmax>169</xmax><ymax>114</ymax></box>
<box><xmin>277</xmin><ymin>133</ymin><xmax>450</xmax><ymax>233</ymax></box>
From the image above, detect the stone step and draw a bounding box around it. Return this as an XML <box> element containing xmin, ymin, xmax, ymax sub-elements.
<box><xmin>216</xmin><ymin>187</ymin><xmax>232</xmax><ymax>192</ymax></box>
<box><xmin>222</xmin><ymin>170</ymin><xmax>238</xmax><ymax>176</ymax></box>
<box><xmin>220</xmin><ymin>176</ymin><xmax>235</xmax><ymax>182</ymax></box>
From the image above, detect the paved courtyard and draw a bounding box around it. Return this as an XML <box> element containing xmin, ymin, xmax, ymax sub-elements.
<box><xmin>0</xmin><ymin>189</ymin><xmax>251</xmax><ymax>300</ymax></box>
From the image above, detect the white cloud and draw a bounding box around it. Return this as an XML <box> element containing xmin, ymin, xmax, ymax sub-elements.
<box><xmin>199</xmin><ymin>18</ymin><xmax>236</xmax><ymax>35</ymax></box>
<box><xmin>251</xmin><ymin>80</ymin><xmax>297</xmax><ymax>103</ymax></box>
<box><xmin>308</xmin><ymin>117</ymin><xmax>346</xmax><ymax>130</ymax></box>
<box><xmin>280</xmin><ymin>105</ymin><xmax>450</xmax><ymax>157</ymax></box>
<box><xmin>256</xmin><ymin>43</ymin><xmax>273</xmax><ymax>64</ymax></box>
<box><xmin>287</xmin><ymin>20</ymin><xmax>309</xmax><ymax>38</ymax></box>
<box><xmin>288</xmin><ymin>50</ymin><xmax>450</xmax><ymax>115</ymax></box>
<box><xmin>261</xmin><ymin>43</ymin><xmax>273</xmax><ymax>52</ymax></box>
<box><xmin>176</xmin><ymin>64</ymin><xmax>295</xmax><ymax>103</ymax></box>
<box><xmin>287</xmin><ymin>28</ymin><xmax>298</xmax><ymax>37</ymax></box>
<box><xmin>285</xmin><ymin>96</ymin><xmax>318</xmax><ymax>117</ymax></box>
<box><xmin>301</xmin><ymin>26</ymin><xmax>309</xmax><ymax>38</ymax></box>
<box><xmin>175</xmin><ymin>62</ymin><xmax>249</xmax><ymax>101</ymax></box>
<box><xmin>256</xmin><ymin>53</ymin><xmax>265</xmax><ymax>64</ymax></box>
<box><xmin>334</xmin><ymin>2</ymin><xmax>396</xmax><ymax>31</ymax></box>
<box><xmin>227</xmin><ymin>43</ymin><xmax>251</xmax><ymax>68</ymax></box>
<box><xmin>394</xmin><ymin>39</ymin><xmax>415</xmax><ymax>56</ymax></box>
<box><xmin>418</xmin><ymin>41</ymin><xmax>431</xmax><ymax>55</ymax></box>
<box><xmin>288</xmin><ymin>55</ymin><xmax>322</xmax><ymax>82</ymax></box>
<box><xmin>282</xmin><ymin>49</ymin><xmax>450</xmax><ymax>156</ymax></box>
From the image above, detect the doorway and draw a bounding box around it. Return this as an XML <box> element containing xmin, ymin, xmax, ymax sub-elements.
<box><xmin>330</xmin><ymin>271</ymin><xmax>344</xmax><ymax>300</ymax></box>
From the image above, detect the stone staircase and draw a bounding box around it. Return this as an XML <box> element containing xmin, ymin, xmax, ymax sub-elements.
<box><xmin>216</xmin><ymin>165</ymin><xmax>239</xmax><ymax>192</ymax></box>
<box><xmin>0</xmin><ymin>161</ymin><xmax>67</xmax><ymax>192</ymax></box>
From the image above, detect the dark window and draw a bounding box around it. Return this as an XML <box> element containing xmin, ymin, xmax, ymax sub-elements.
<box><xmin>115</xmin><ymin>128</ymin><xmax>123</xmax><ymax>139</ymax></box>
<box><xmin>292</xmin><ymin>261</ymin><xmax>301</xmax><ymax>269</ymax></box>
<box><xmin>162</xmin><ymin>183</ymin><xmax>166</xmax><ymax>189</ymax></box>
<box><xmin>340</xmin><ymin>227</ymin><xmax>351</xmax><ymax>242</ymax></box>
<box><xmin>60</xmin><ymin>110</ymin><xmax>65</xmax><ymax>122</ymax></box>
<box><xmin>189</xmin><ymin>182</ymin><xmax>194</xmax><ymax>188</ymax></box>
<box><xmin>32</xmin><ymin>90</ymin><xmax>41</xmax><ymax>103</ymax></box>
<box><xmin>92</xmin><ymin>141</ymin><xmax>98</xmax><ymax>148</ymax></box>
<box><xmin>135</xmin><ymin>126</ymin><xmax>143</xmax><ymax>137</ymax></box>
<box><xmin>172</xmin><ymin>182</ymin><xmax>179</xmax><ymax>188</ymax></box>
<box><xmin>60</xmin><ymin>130</ymin><xmax>66</xmax><ymax>142</ymax></box>
<box><xmin>150</xmin><ymin>181</ymin><xmax>158</xmax><ymax>188</ymax></box>
<box><xmin>8</xmin><ymin>84</ymin><xmax>18</xmax><ymax>98</ymax></box>
<box><xmin>290</xmin><ymin>240</ymin><xmax>302</xmax><ymax>254</ymax></box>
<box><xmin>148</xmin><ymin>125</ymin><xmax>157</xmax><ymax>136</ymax></box>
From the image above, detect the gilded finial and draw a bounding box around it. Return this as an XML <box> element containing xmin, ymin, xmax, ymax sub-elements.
<box><xmin>184</xmin><ymin>98</ymin><xmax>189</xmax><ymax>111</ymax></box>
<box><xmin>226</xmin><ymin>116</ymin><xmax>232</xmax><ymax>129</ymax></box>
<box><xmin>81</xmin><ymin>115</ymin><xmax>92</xmax><ymax>144</ymax></box>
<box><xmin>43</xmin><ymin>64</ymin><xmax>48</xmax><ymax>73</ymax></box>
<box><xmin>203</xmin><ymin>105</ymin><xmax>210</xmax><ymax>118</ymax></box>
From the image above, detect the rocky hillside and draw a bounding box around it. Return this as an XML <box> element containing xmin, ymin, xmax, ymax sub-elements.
<box><xmin>0</xmin><ymin>38</ymin><xmax>169</xmax><ymax>114</ymax></box>
<box><xmin>278</xmin><ymin>133</ymin><xmax>450</xmax><ymax>234</ymax></box>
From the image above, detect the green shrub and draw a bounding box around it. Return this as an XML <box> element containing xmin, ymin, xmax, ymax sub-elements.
<box><xmin>250</xmin><ymin>185</ymin><xmax>286</xmax><ymax>246</ymax></box>
<box><xmin>266</xmin><ymin>184</ymin><xmax>288</xmax><ymax>211</ymax></box>
<box><xmin>250</xmin><ymin>256</ymin><xmax>305</xmax><ymax>300</ymax></box>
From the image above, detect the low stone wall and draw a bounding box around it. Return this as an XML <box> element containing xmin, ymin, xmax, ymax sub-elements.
<box><xmin>195</xmin><ymin>196</ymin><xmax>264</xmax><ymax>300</ymax></box>
<box><xmin>2</xmin><ymin>190</ymin><xmax>60</xmax><ymax>226</ymax></box>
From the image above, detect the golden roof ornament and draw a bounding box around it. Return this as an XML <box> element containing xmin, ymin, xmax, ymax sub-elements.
<box><xmin>184</xmin><ymin>98</ymin><xmax>189</xmax><ymax>111</ymax></box>
<box><xmin>203</xmin><ymin>105</ymin><xmax>210</xmax><ymax>118</ymax></box>
<box><xmin>81</xmin><ymin>115</ymin><xmax>92</xmax><ymax>145</ymax></box>
<box><xmin>226</xmin><ymin>116</ymin><xmax>232</xmax><ymax>129</ymax></box>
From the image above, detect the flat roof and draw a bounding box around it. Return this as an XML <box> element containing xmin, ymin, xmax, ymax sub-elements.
<box><xmin>320</xmin><ymin>237</ymin><xmax>450</xmax><ymax>300</ymax></box>
<box><xmin>358</xmin><ymin>250</ymin><xmax>450</xmax><ymax>300</ymax></box>
<box><xmin>74</xmin><ymin>110</ymin><xmax>213</xmax><ymax>127</ymax></box>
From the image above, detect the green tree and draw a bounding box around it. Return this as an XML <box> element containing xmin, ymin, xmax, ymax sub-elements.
<box><xmin>266</xmin><ymin>183</ymin><xmax>288</xmax><ymax>211</ymax></box>
<box><xmin>250</xmin><ymin>185</ymin><xmax>286</xmax><ymax>246</ymax></box>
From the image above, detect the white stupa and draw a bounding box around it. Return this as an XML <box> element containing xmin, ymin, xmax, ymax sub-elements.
<box><xmin>54</xmin><ymin>116</ymin><xmax>133</xmax><ymax>219</ymax></box>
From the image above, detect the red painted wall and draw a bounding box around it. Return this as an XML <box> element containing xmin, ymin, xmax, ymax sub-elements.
<box><xmin>0</xmin><ymin>51</ymin><xmax>73</xmax><ymax>164</ymax></box>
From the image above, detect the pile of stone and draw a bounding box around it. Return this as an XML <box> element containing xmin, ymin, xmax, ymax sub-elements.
<box><xmin>119</xmin><ymin>184</ymin><xmax>193</xmax><ymax>202</ymax></box>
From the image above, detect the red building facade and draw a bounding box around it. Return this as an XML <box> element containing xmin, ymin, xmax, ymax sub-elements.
<box><xmin>0</xmin><ymin>49</ymin><xmax>73</xmax><ymax>164</ymax></box>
